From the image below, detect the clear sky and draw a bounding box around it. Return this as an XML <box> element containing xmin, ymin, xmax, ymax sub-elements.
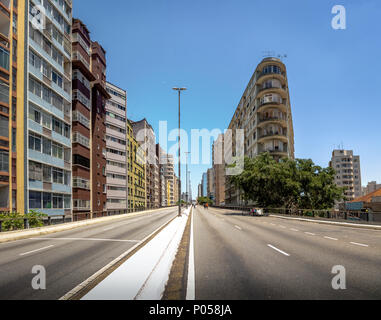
<box><xmin>74</xmin><ymin>0</ymin><xmax>380</xmax><ymax>197</ymax></box>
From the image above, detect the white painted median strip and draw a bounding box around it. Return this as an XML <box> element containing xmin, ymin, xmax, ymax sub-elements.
<box><xmin>350</xmin><ymin>242</ymin><xmax>369</xmax><ymax>247</ymax></box>
<box><xmin>81</xmin><ymin>209</ymin><xmax>190</xmax><ymax>300</ymax></box>
<box><xmin>20</xmin><ymin>245</ymin><xmax>54</xmax><ymax>256</ymax></box>
<box><xmin>186</xmin><ymin>209</ymin><xmax>195</xmax><ymax>300</ymax></box>
<box><xmin>267</xmin><ymin>244</ymin><xmax>290</xmax><ymax>257</ymax></box>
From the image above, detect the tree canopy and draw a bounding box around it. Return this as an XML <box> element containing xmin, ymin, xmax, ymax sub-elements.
<box><xmin>228</xmin><ymin>153</ymin><xmax>345</xmax><ymax>210</ymax></box>
<box><xmin>197</xmin><ymin>197</ymin><xmax>213</xmax><ymax>205</ymax></box>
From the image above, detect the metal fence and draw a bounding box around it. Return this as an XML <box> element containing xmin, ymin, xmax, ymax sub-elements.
<box><xmin>212</xmin><ymin>206</ymin><xmax>372</xmax><ymax>222</ymax></box>
<box><xmin>0</xmin><ymin>206</ymin><xmax>176</xmax><ymax>233</ymax></box>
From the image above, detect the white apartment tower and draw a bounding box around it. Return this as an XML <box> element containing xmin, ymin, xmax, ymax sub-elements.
<box><xmin>105</xmin><ymin>82</ymin><xmax>128</xmax><ymax>213</ymax></box>
<box><xmin>330</xmin><ymin>150</ymin><xmax>362</xmax><ymax>200</ymax></box>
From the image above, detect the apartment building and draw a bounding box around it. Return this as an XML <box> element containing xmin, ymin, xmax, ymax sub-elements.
<box><xmin>225</xmin><ymin>57</ymin><xmax>295</xmax><ymax>205</ymax></box>
<box><xmin>71</xmin><ymin>18</ymin><xmax>93</xmax><ymax>217</ymax></box>
<box><xmin>213</xmin><ymin>134</ymin><xmax>225</xmax><ymax>206</ymax></box>
<box><xmin>90</xmin><ymin>41</ymin><xmax>110</xmax><ymax>213</ymax></box>
<box><xmin>16</xmin><ymin>0</ymin><xmax>73</xmax><ymax>216</ymax></box>
<box><xmin>160</xmin><ymin>152</ymin><xmax>175</xmax><ymax>206</ymax></box>
<box><xmin>201</xmin><ymin>172</ymin><xmax>207</xmax><ymax>197</ymax></box>
<box><xmin>173</xmin><ymin>174</ymin><xmax>179</xmax><ymax>205</ymax></box>
<box><xmin>0</xmin><ymin>0</ymin><xmax>18</xmax><ymax>212</ymax></box>
<box><xmin>207</xmin><ymin>168</ymin><xmax>215</xmax><ymax>202</ymax></box>
<box><xmin>105</xmin><ymin>82</ymin><xmax>127</xmax><ymax>214</ymax></box>
<box><xmin>156</xmin><ymin>143</ymin><xmax>167</xmax><ymax>207</ymax></box>
<box><xmin>330</xmin><ymin>150</ymin><xmax>362</xmax><ymax>200</ymax></box>
<box><xmin>127</xmin><ymin>119</ymin><xmax>146</xmax><ymax>210</ymax></box>
<box><xmin>131</xmin><ymin>119</ymin><xmax>159</xmax><ymax>209</ymax></box>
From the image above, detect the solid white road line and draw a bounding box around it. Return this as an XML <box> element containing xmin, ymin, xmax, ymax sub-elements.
<box><xmin>350</xmin><ymin>242</ymin><xmax>369</xmax><ymax>247</ymax></box>
<box><xmin>30</xmin><ymin>237</ymin><xmax>140</xmax><ymax>243</ymax></box>
<box><xmin>324</xmin><ymin>236</ymin><xmax>338</xmax><ymax>241</ymax></box>
<box><xmin>234</xmin><ymin>225</ymin><xmax>242</xmax><ymax>231</ymax></box>
<box><xmin>267</xmin><ymin>244</ymin><xmax>290</xmax><ymax>257</ymax></box>
<box><xmin>186</xmin><ymin>209</ymin><xmax>195</xmax><ymax>300</ymax></box>
<box><xmin>290</xmin><ymin>228</ymin><xmax>299</xmax><ymax>232</ymax></box>
<box><xmin>20</xmin><ymin>245</ymin><xmax>54</xmax><ymax>256</ymax></box>
<box><xmin>305</xmin><ymin>232</ymin><xmax>316</xmax><ymax>236</ymax></box>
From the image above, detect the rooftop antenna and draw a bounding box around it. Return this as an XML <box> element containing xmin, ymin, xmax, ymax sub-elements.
<box><xmin>277</xmin><ymin>54</ymin><xmax>288</xmax><ymax>61</ymax></box>
<box><xmin>262</xmin><ymin>50</ymin><xmax>275</xmax><ymax>58</ymax></box>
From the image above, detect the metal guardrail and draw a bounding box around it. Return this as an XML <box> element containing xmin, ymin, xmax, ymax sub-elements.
<box><xmin>0</xmin><ymin>206</ymin><xmax>177</xmax><ymax>233</ymax></box>
<box><xmin>212</xmin><ymin>206</ymin><xmax>372</xmax><ymax>222</ymax></box>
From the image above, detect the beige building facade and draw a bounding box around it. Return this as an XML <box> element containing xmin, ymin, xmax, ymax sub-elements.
<box><xmin>225</xmin><ymin>57</ymin><xmax>295</xmax><ymax>205</ymax></box>
<box><xmin>330</xmin><ymin>150</ymin><xmax>362</xmax><ymax>201</ymax></box>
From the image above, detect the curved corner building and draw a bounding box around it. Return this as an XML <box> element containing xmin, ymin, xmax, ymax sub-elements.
<box><xmin>225</xmin><ymin>57</ymin><xmax>295</xmax><ymax>205</ymax></box>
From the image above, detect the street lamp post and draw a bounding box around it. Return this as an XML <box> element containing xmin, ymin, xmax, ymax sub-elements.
<box><xmin>185</xmin><ymin>152</ymin><xmax>191</xmax><ymax>204</ymax></box>
<box><xmin>173</xmin><ymin>87</ymin><xmax>187</xmax><ymax>217</ymax></box>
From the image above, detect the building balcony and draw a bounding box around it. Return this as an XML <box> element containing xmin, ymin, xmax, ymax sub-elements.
<box><xmin>107</xmin><ymin>190</ymin><xmax>127</xmax><ymax>199</ymax></box>
<box><xmin>106</xmin><ymin>115</ymin><xmax>126</xmax><ymax>130</ymax></box>
<box><xmin>107</xmin><ymin>177</ymin><xmax>127</xmax><ymax>186</ymax></box>
<box><xmin>258</xmin><ymin>132</ymin><xmax>288</xmax><ymax>143</ymax></box>
<box><xmin>106</xmin><ymin>103</ymin><xmax>126</xmax><ymax>119</ymax></box>
<box><xmin>258</xmin><ymin>117</ymin><xmax>287</xmax><ymax>126</ymax></box>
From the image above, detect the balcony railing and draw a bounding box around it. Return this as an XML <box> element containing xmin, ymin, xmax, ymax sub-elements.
<box><xmin>258</xmin><ymin>132</ymin><xmax>287</xmax><ymax>139</ymax></box>
<box><xmin>258</xmin><ymin>117</ymin><xmax>286</xmax><ymax>124</ymax></box>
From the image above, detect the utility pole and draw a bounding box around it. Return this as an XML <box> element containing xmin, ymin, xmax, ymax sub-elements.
<box><xmin>185</xmin><ymin>152</ymin><xmax>191</xmax><ymax>204</ymax></box>
<box><xmin>172</xmin><ymin>88</ymin><xmax>187</xmax><ymax>217</ymax></box>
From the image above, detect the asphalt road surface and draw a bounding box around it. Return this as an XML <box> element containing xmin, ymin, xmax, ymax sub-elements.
<box><xmin>193</xmin><ymin>207</ymin><xmax>381</xmax><ymax>300</ymax></box>
<box><xmin>0</xmin><ymin>208</ymin><xmax>177</xmax><ymax>300</ymax></box>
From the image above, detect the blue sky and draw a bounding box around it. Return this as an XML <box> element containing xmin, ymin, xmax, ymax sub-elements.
<box><xmin>74</xmin><ymin>0</ymin><xmax>380</xmax><ymax>197</ymax></box>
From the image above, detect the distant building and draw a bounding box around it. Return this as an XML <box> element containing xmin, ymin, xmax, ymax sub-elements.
<box><xmin>213</xmin><ymin>134</ymin><xmax>225</xmax><ymax>206</ymax></box>
<box><xmin>207</xmin><ymin>168</ymin><xmax>215</xmax><ymax>202</ymax></box>
<box><xmin>201</xmin><ymin>173</ymin><xmax>208</xmax><ymax>197</ymax></box>
<box><xmin>198</xmin><ymin>184</ymin><xmax>202</xmax><ymax>199</ymax></box>
<box><xmin>131</xmin><ymin>119</ymin><xmax>159</xmax><ymax>209</ymax></box>
<box><xmin>363</xmin><ymin>181</ymin><xmax>381</xmax><ymax>196</ymax></box>
<box><xmin>329</xmin><ymin>150</ymin><xmax>362</xmax><ymax>201</ymax></box>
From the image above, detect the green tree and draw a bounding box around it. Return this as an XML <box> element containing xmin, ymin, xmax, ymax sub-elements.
<box><xmin>229</xmin><ymin>153</ymin><xmax>344</xmax><ymax>209</ymax></box>
<box><xmin>197</xmin><ymin>197</ymin><xmax>213</xmax><ymax>205</ymax></box>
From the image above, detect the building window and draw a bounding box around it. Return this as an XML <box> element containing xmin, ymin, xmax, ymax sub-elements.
<box><xmin>43</xmin><ymin>193</ymin><xmax>52</xmax><ymax>209</ymax></box>
<box><xmin>29</xmin><ymin>161</ymin><xmax>43</xmax><ymax>181</ymax></box>
<box><xmin>0</xmin><ymin>151</ymin><xmax>9</xmax><ymax>172</ymax></box>
<box><xmin>29</xmin><ymin>191</ymin><xmax>42</xmax><ymax>209</ymax></box>
<box><xmin>52</xmin><ymin>194</ymin><xmax>64</xmax><ymax>209</ymax></box>
<box><xmin>29</xmin><ymin>132</ymin><xmax>42</xmax><ymax>152</ymax></box>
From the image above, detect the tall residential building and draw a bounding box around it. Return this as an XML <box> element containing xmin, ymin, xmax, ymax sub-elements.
<box><xmin>0</xmin><ymin>0</ymin><xmax>19</xmax><ymax>212</ymax></box>
<box><xmin>156</xmin><ymin>143</ymin><xmax>167</xmax><ymax>207</ymax></box>
<box><xmin>127</xmin><ymin>120</ymin><xmax>146</xmax><ymax>210</ymax></box>
<box><xmin>207</xmin><ymin>168</ymin><xmax>215</xmax><ymax>202</ymax></box>
<box><xmin>330</xmin><ymin>150</ymin><xmax>362</xmax><ymax>201</ymax></box>
<box><xmin>14</xmin><ymin>0</ymin><xmax>73</xmax><ymax>216</ymax></box>
<box><xmin>105</xmin><ymin>82</ymin><xmax>127</xmax><ymax>214</ymax></box>
<box><xmin>71</xmin><ymin>18</ymin><xmax>94</xmax><ymax>217</ymax></box>
<box><xmin>198</xmin><ymin>184</ymin><xmax>202</xmax><ymax>199</ymax></box>
<box><xmin>90</xmin><ymin>41</ymin><xmax>111</xmax><ymax>213</ymax></box>
<box><xmin>213</xmin><ymin>134</ymin><xmax>225</xmax><ymax>206</ymax></box>
<box><xmin>225</xmin><ymin>57</ymin><xmax>295</xmax><ymax>205</ymax></box>
<box><xmin>173</xmin><ymin>175</ymin><xmax>179</xmax><ymax>205</ymax></box>
<box><xmin>131</xmin><ymin>119</ymin><xmax>159</xmax><ymax>209</ymax></box>
<box><xmin>160</xmin><ymin>152</ymin><xmax>175</xmax><ymax>206</ymax></box>
<box><xmin>201</xmin><ymin>172</ymin><xmax>207</xmax><ymax>197</ymax></box>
